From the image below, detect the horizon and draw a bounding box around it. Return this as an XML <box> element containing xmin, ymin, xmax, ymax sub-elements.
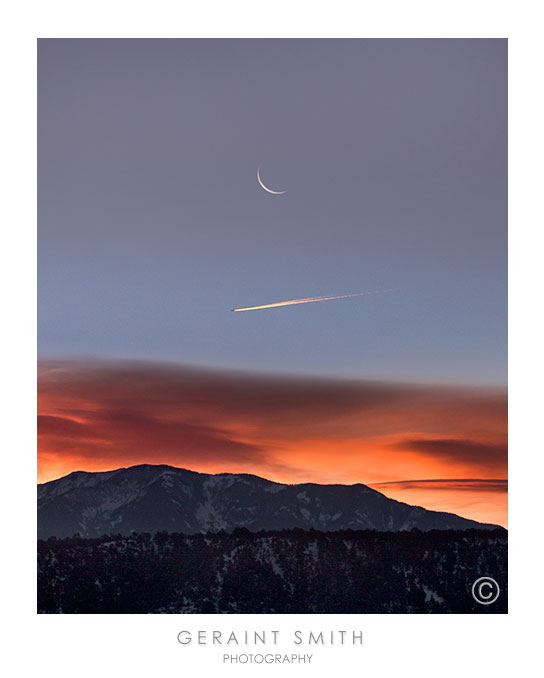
<box><xmin>38</xmin><ymin>460</ymin><xmax>507</xmax><ymax>529</ymax></box>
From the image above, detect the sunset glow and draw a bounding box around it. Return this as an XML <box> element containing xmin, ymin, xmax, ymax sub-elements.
<box><xmin>38</xmin><ymin>360</ymin><xmax>507</xmax><ymax>527</ymax></box>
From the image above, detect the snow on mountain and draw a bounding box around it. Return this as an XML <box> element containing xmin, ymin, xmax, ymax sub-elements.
<box><xmin>37</xmin><ymin>464</ymin><xmax>502</xmax><ymax>538</ymax></box>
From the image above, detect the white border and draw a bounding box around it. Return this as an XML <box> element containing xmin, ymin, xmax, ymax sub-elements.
<box><xmin>2</xmin><ymin>1</ymin><xmax>542</xmax><ymax>676</ymax></box>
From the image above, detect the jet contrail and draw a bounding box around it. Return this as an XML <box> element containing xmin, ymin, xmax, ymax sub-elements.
<box><xmin>232</xmin><ymin>289</ymin><xmax>391</xmax><ymax>312</ymax></box>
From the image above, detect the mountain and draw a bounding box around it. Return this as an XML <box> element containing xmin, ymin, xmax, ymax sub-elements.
<box><xmin>37</xmin><ymin>464</ymin><xmax>501</xmax><ymax>538</ymax></box>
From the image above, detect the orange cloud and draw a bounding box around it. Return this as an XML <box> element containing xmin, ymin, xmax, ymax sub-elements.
<box><xmin>38</xmin><ymin>360</ymin><xmax>507</xmax><ymax>526</ymax></box>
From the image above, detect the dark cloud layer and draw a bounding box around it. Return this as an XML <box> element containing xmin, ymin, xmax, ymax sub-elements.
<box><xmin>371</xmin><ymin>479</ymin><xmax>508</xmax><ymax>493</ymax></box>
<box><xmin>39</xmin><ymin>359</ymin><xmax>506</xmax><ymax>421</ymax></box>
<box><xmin>38</xmin><ymin>406</ymin><xmax>263</xmax><ymax>464</ymax></box>
<box><xmin>38</xmin><ymin>359</ymin><xmax>507</xmax><ymax>481</ymax></box>
<box><xmin>393</xmin><ymin>438</ymin><xmax>507</xmax><ymax>471</ymax></box>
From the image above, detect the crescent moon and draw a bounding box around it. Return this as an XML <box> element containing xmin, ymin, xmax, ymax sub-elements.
<box><xmin>257</xmin><ymin>167</ymin><xmax>286</xmax><ymax>195</ymax></box>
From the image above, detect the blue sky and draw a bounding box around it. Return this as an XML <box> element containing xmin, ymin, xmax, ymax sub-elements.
<box><xmin>38</xmin><ymin>39</ymin><xmax>507</xmax><ymax>385</ymax></box>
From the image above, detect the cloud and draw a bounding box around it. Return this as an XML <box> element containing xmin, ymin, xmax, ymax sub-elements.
<box><xmin>39</xmin><ymin>406</ymin><xmax>263</xmax><ymax>465</ymax></box>
<box><xmin>371</xmin><ymin>479</ymin><xmax>508</xmax><ymax>493</ymax></box>
<box><xmin>392</xmin><ymin>438</ymin><xmax>507</xmax><ymax>472</ymax></box>
<box><xmin>38</xmin><ymin>359</ymin><xmax>506</xmax><ymax>428</ymax></box>
<box><xmin>38</xmin><ymin>414</ymin><xmax>94</xmax><ymax>438</ymax></box>
<box><xmin>38</xmin><ymin>359</ymin><xmax>507</xmax><ymax>490</ymax></box>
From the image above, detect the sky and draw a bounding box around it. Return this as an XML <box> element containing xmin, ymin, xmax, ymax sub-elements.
<box><xmin>38</xmin><ymin>39</ymin><xmax>507</xmax><ymax>526</ymax></box>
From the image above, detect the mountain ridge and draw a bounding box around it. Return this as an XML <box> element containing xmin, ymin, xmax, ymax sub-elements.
<box><xmin>37</xmin><ymin>463</ymin><xmax>503</xmax><ymax>538</ymax></box>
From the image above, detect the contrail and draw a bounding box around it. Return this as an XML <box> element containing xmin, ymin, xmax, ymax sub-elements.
<box><xmin>232</xmin><ymin>289</ymin><xmax>391</xmax><ymax>312</ymax></box>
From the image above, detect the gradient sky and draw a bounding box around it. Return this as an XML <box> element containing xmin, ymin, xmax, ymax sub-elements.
<box><xmin>38</xmin><ymin>39</ymin><xmax>507</xmax><ymax>525</ymax></box>
<box><xmin>38</xmin><ymin>38</ymin><xmax>506</xmax><ymax>384</ymax></box>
